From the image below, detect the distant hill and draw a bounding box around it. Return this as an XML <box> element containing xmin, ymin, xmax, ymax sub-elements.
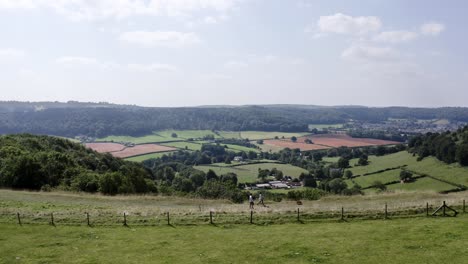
<box><xmin>1</xmin><ymin>101</ymin><xmax>468</xmax><ymax>138</ymax></box>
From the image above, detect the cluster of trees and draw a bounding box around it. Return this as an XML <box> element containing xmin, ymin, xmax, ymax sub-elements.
<box><xmin>3</xmin><ymin>102</ymin><xmax>468</xmax><ymax>138</ymax></box>
<box><xmin>408</xmin><ymin>126</ymin><xmax>468</xmax><ymax>165</ymax></box>
<box><xmin>348</xmin><ymin>129</ymin><xmax>407</xmax><ymax>142</ymax></box>
<box><xmin>0</xmin><ymin>134</ymin><xmax>155</xmax><ymax>194</ymax></box>
<box><xmin>214</xmin><ymin>138</ymin><xmax>258</xmax><ymax>149</ymax></box>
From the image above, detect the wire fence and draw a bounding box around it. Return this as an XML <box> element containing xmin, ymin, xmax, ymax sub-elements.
<box><xmin>0</xmin><ymin>200</ymin><xmax>465</xmax><ymax>227</ymax></box>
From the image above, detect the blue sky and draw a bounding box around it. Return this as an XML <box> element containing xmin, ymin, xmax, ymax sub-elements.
<box><xmin>0</xmin><ymin>0</ymin><xmax>466</xmax><ymax>107</ymax></box>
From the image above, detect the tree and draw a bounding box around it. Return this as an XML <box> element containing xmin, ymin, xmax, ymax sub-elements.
<box><xmin>344</xmin><ymin>170</ymin><xmax>353</xmax><ymax>179</ymax></box>
<box><xmin>206</xmin><ymin>169</ymin><xmax>218</xmax><ymax>181</ymax></box>
<box><xmin>327</xmin><ymin>178</ymin><xmax>347</xmax><ymax>194</ymax></box>
<box><xmin>256</xmin><ymin>139</ymin><xmax>264</xmax><ymax>144</ymax></box>
<box><xmin>312</xmin><ymin>152</ymin><xmax>323</xmax><ymax>162</ymax></box>
<box><xmin>258</xmin><ymin>168</ymin><xmax>270</xmax><ymax>182</ymax></box>
<box><xmin>303</xmin><ymin>173</ymin><xmax>317</xmax><ymax>188</ymax></box>
<box><xmin>171</xmin><ymin>133</ymin><xmax>178</xmax><ymax>138</ymax></box>
<box><xmin>357</xmin><ymin>155</ymin><xmax>369</xmax><ymax>166</ymax></box>
<box><xmin>456</xmin><ymin>143</ymin><xmax>468</xmax><ymax>166</ymax></box>
<box><xmin>291</xmin><ymin>136</ymin><xmax>297</xmax><ymax>142</ymax></box>
<box><xmin>337</xmin><ymin>157</ymin><xmax>350</xmax><ymax>169</ymax></box>
<box><xmin>373</xmin><ymin>181</ymin><xmax>387</xmax><ymax>191</ymax></box>
<box><xmin>399</xmin><ymin>170</ymin><xmax>413</xmax><ymax>183</ymax></box>
<box><xmin>224</xmin><ymin>157</ymin><xmax>231</xmax><ymax>164</ymax></box>
<box><xmin>304</xmin><ymin>139</ymin><xmax>313</xmax><ymax>144</ymax></box>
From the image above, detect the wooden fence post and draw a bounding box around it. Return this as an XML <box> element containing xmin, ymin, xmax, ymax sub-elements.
<box><xmin>385</xmin><ymin>203</ymin><xmax>388</xmax><ymax>219</ymax></box>
<box><xmin>426</xmin><ymin>202</ymin><xmax>429</xmax><ymax>217</ymax></box>
<box><xmin>17</xmin><ymin>213</ymin><xmax>21</xmax><ymax>225</ymax></box>
<box><xmin>210</xmin><ymin>211</ymin><xmax>213</xmax><ymax>224</ymax></box>
<box><xmin>341</xmin><ymin>207</ymin><xmax>344</xmax><ymax>220</ymax></box>
<box><xmin>443</xmin><ymin>201</ymin><xmax>446</xmax><ymax>216</ymax></box>
<box><xmin>250</xmin><ymin>210</ymin><xmax>253</xmax><ymax>224</ymax></box>
<box><xmin>297</xmin><ymin>208</ymin><xmax>300</xmax><ymax>222</ymax></box>
<box><xmin>123</xmin><ymin>213</ymin><xmax>127</xmax><ymax>226</ymax></box>
<box><xmin>463</xmin><ymin>200</ymin><xmax>466</xmax><ymax>213</ymax></box>
<box><xmin>50</xmin><ymin>213</ymin><xmax>54</xmax><ymax>226</ymax></box>
<box><xmin>167</xmin><ymin>212</ymin><xmax>170</xmax><ymax>225</ymax></box>
<box><xmin>86</xmin><ymin>212</ymin><xmax>90</xmax><ymax>226</ymax></box>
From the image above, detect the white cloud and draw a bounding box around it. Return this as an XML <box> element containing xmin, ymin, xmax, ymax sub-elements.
<box><xmin>224</xmin><ymin>60</ymin><xmax>248</xmax><ymax>68</ymax></box>
<box><xmin>317</xmin><ymin>13</ymin><xmax>382</xmax><ymax>35</ymax></box>
<box><xmin>119</xmin><ymin>31</ymin><xmax>201</xmax><ymax>47</ymax></box>
<box><xmin>200</xmin><ymin>73</ymin><xmax>232</xmax><ymax>80</ymax></box>
<box><xmin>421</xmin><ymin>22</ymin><xmax>445</xmax><ymax>36</ymax></box>
<box><xmin>56</xmin><ymin>56</ymin><xmax>103</xmax><ymax>67</ymax></box>
<box><xmin>342</xmin><ymin>44</ymin><xmax>399</xmax><ymax>61</ymax></box>
<box><xmin>127</xmin><ymin>63</ymin><xmax>177</xmax><ymax>72</ymax></box>
<box><xmin>0</xmin><ymin>0</ymin><xmax>242</xmax><ymax>20</ymax></box>
<box><xmin>0</xmin><ymin>48</ymin><xmax>26</xmax><ymax>58</ymax></box>
<box><xmin>373</xmin><ymin>30</ymin><xmax>418</xmax><ymax>44</ymax></box>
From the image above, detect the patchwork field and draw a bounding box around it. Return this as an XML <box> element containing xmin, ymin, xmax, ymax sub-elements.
<box><xmin>125</xmin><ymin>152</ymin><xmax>177</xmax><ymax>162</ymax></box>
<box><xmin>96</xmin><ymin>130</ymin><xmax>221</xmax><ymax>144</ymax></box>
<box><xmin>239</xmin><ymin>131</ymin><xmax>309</xmax><ymax>140</ymax></box>
<box><xmin>194</xmin><ymin>162</ymin><xmax>309</xmax><ymax>183</ymax></box>
<box><xmin>111</xmin><ymin>144</ymin><xmax>176</xmax><ymax>158</ymax></box>
<box><xmin>345</xmin><ymin>151</ymin><xmax>468</xmax><ymax>193</ymax></box>
<box><xmin>85</xmin><ymin>142</ymin><xmax>126</xmax><ymax>153</ymax></box>
<box><xmin>261</xmin><ymin>134</ymin><xmax>399</xmax><ymax>151</ymax></box>
<box><xmin>302</xmin><ymin>134</ymin><xmax>399</xmax><ymax>148</ymax></box>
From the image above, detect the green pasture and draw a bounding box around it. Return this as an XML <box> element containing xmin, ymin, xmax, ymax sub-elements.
<box><xmin>385</xmin><ymin>177</ymin><xmax>457</xmax><ymax>193</ymax></box>
<box><xmin>160</xmin><ymin>141</ymin><xmax>203</xmax><ymax>151</ymax></box>
<box><xmin>308</xmin><ymin>123</ymin><xmax>344</xmax><ymax>130</ymax></box>
<box><xmin>125</xmin><ymin>152</ymin><xmax>177</xmax><ymax>162</ymax></box>
<box><xmin>345</xmin><ymin>170</ymin><xmax>401</xmax><ymax>189</ymax></box>
<box><xmin>194</xmin><ymin>163</ymin><xmax>308</xmax><ymax>183</ymax></box>
<box><xmin>1</xmin><ymin>214</ymin><xmax>467</xmax><ymax>264</ymax></box>
<box><xmin>239</xmin><ymin>131</ymin><xmax>309</xmax><ymax>140</ymax></box>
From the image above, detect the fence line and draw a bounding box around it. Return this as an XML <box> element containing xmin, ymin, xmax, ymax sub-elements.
<box><xmin>0</xmin><ymin>200</ymin><xmax>464</xmax><ymax>228</ymax></box>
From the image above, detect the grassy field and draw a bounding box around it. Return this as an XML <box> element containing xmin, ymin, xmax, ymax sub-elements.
<box><xmin>160</xmin><ymin>141</ymin><xmax>203</xmax><ymax>151</ymax></box>
<box><xmin>346</xmin><ymin>170</ymin><xmax>401</xmax><ymax>188</ymax></box>
<box><xmin>97</xmin><ymin>130</ymin><xmax>221</xmax><ymax>144</ymax></box>
<box><xmin>239</xmin><ymin>131</ymin><xmax>309</xmax><ymax>140</ymax></box>
<box><xmin>346</xmin><ymin>151</ymin><xmax>468</xmax><ymax>193</ymax></box>
<box><xmin>194</xmin><ymin>163</ymin><xmax>308</xmax><ymax>183</ymax></box>
<box><xmin>1</xmin><ymin>213</ymin><xmax>467</xmax><ymax>264</ymax></box>
<box><xmin>386</xmin><ymin>177</ymin><xmax>457</xmax><ymax>193</ymax></box>
<box><xmin>125</xmin><ymin>152</ymin><xmax>177</xmax><ymax>162</ymax></box>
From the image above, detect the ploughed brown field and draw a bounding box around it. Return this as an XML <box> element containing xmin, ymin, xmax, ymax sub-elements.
<box><xmin>263</xmin><ymin>139</ymin><xmax>330</xmax><ymax>151</ymax></box>
<box><xmin>263</xmin><ymin>134</ymin><xmax>399</xmax><ymax>151</ymax></box>
<box><xmin>86</xmin><ymin>143</ymin><xmax>176</xmax><ymax>158</ymax></box>
<box><xmin>85</xmin><ymin>142</ymin><xmax>125</xmax><ymax>153</ymax></box>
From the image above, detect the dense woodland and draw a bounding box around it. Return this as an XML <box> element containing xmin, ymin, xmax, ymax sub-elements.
<box><xmin>2</xmin><ymin>101</ymin><xmax>468</xmax><ymax>137</ymax></box>
<box><xmin>408</xmin><ymin>126</ymin><xmax>468</xmax><ymax>166</ymax></box>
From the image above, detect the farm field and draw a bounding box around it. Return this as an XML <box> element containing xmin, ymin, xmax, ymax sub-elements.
<box><xmin>346</xmin><ymin>170</ymin><xmax>401</xmax><ymax>189</ymax></box>
<box><xmin>194</xmin><ymin>163</ymin><xmax>308</xmax><ymax>183</ymax></box>
<box><xmin>110</xmin><ymin>144</ymin><xmax>177</xmax><ymax>158</ymax></box>
<box><xmin>345</xmin><ymin>151</ymin><xmax>468</xmax><ymax>192</ymax></box>
<box><xmin>85</xmin><ymin>142</ymin><xmax>126</xmax><ymax>153</ymax></box>
<box><xmin>261</xmin><ymin>134</ymin><xmax>399</xmax><ymax>151</ymax></box>
<box><xmin>160</xmin><ymin>141</ymin><xmax>204</xmax><ymax>151</ymax></box>
<box><xmin>125</xmin><ymin>152</ymin><xmax>177</xmax><ymax>162</ymax></box>
<box><xmin>0</xmin><ymin>189</ymin><xmax>467</xmax><ymax>264</ymax></box>
<box><xmin>239</xmin><ymin>131</ymin><xmax>309</xmax><ymax>140</ymax></box>
<box><xmin>300</xmin><ymin>134</ymin><xmax>399</xmax><ymax>148</ymax></box>
<box><xmin>1</xmin><ymin>215</ymin><xmax>467</xmax><ymax>264</ymax></box>
<box><xmin>386</xmin><ymin>177</ymin><xmax>457</xmax><ymax>193</ymax></box>
<box><xmin>96</xmin><ymin>130</ymin><xmax>220</xmax><ymax>144</ymax></box>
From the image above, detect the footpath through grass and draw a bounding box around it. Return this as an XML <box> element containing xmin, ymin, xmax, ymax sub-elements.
<box><xmin>1</xmin><ymin>215</ymin><xmax>467</xmax><ymax>264</ymax></box>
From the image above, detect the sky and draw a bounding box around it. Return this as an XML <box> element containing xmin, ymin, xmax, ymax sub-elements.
<box><xmin>0</xmin><ymin>0</ymin><xmax>467</xmax><ymax>107</ymax></box>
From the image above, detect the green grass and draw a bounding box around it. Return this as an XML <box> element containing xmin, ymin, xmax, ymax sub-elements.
<box><xmin>222</xmin><ymin>144</ymin><xmax>260</xmax><ymax>153</ymax></box>
<box><xmin>125</xmin><ymin>152</ymin><xmax>177</xmax><ymax>162</ymax></box>
<box><xmin>322</xmin><ymin>157</ymin><xmax>340</xmax><ymax>163</ymax></box>
<box><xmin>156</xmin><ymin>130</ymin><xmax>221</xmax><ymax>140</ymax></box>
<box><xmin>194</xmin><ymin>163</ymin><xmax>309</xmax><ymax>183</ymax></box>
<box><xmin>385</xmin><ymin>177</ymin><xmax>457</xmax><ymax>192</ymax></box>
<box><xmin>96</xmin><ymin>133</ymin><xmax>178</xmax><ymax>144</ymax></box>
<box><xmin>346</xmin><ymin>170</ymin><xmax>401</xmax><ymax>189</ymax></box>
<box><xmin>216</xmin><ymin>131</ymin><xmax>242</xmax><ymax>139</ymax></box>
<box><xmin>239</xmin><ymin>131</ymin><xmax>309</xmax><ymax>140</ymax></box>
<box><xmin>1</xmin><ymin>215</ymin><xmax>467</xmax><ymax>264</ymax></box>
<box><xmin>160</xmin><ymin>141</ymin><xmax>203</xmax><ymax>151</ymax></box>
<box><xmin>348</xmin><ymin>151</ymin><xmax>468</xmax><ymax>188</ymax></box>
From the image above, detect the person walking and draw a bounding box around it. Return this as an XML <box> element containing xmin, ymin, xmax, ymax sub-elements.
<box><xmin>257</xmin><ymin>193</ymin><xmax>265</xmax><ymax>207</ymax></box>
<box><xmin>249</xmin><ymin>194</ymin><xmax>254</xmax><ymax>210</ymax></box>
